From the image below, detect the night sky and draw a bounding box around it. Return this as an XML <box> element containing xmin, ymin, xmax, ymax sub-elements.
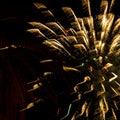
<box><xmin>0</xmin><ymin>0</ymin><xmax>120</xmax><ymax>39</ymax></box>
<box><xmin>0</xmin><ymin>0</ymin><xmax>120</xmax><ymax>19</ymax></box>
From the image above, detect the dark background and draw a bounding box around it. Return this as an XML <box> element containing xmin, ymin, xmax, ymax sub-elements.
<box><xmin>0</xmin><ymin>0</ymin><xmax>120</xmax><ymax>22</ymax></box>
<box><xmin>0</xmin><ymin>0</ymin><xmax>120</xmax><ymax>45</ymax></box>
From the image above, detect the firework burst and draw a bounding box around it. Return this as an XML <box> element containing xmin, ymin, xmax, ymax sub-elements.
<box><xmin>22</xmin><ymin>0</ymin><xmax>120</xmax><ymax>119</ymax></box>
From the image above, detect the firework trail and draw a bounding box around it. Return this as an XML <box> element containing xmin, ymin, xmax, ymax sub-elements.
<box><xmin>20</xmin><ymin>0</ymin><xmax>120</xmax><ymax>119</ymax></box>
